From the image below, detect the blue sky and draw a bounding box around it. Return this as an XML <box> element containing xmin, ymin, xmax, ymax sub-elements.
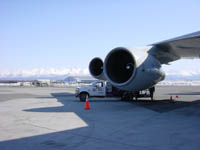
<box><xmin>0</xmin><ymin>0</ymin><xmax>200</xmax><ymax>77</ymax></box>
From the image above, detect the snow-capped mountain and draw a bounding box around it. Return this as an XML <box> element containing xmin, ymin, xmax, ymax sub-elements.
<box><xmin>1</xmin><ymin>65</ymin><xmax>200</xmax><ymax>80</ymax></box>
<box><xmin>0</xmin><ymin>68</ymin><xmax>90</xmax><ymax>80</ymax></box>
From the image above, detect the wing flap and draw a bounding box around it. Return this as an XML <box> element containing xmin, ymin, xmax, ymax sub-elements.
<box><xmin>149</xmin><ymin>31</ymin><xmax>200</xmax><ymax>64</ymax></box>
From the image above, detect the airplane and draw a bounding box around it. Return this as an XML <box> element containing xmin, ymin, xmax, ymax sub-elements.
<box><xmin>88</xmin><ymin>31</ymin><xmax>200</xmax><ymax>97</ymax></box>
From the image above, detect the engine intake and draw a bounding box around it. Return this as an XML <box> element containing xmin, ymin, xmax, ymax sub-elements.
<box><xmin>104</xmin><ymin>47</ymin><xmax>136</xmax><ymax>84</ymax></box>
<box><xmin>89</xmin><ymin>57</ymin><xmax>105</xmax><ymax>80</ymax></box>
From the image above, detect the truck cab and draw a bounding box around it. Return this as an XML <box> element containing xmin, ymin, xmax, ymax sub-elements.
<box><xmin>89</xmin><ymin>81</ymin><xmax>106</xmax><ymax>96</ymax></box>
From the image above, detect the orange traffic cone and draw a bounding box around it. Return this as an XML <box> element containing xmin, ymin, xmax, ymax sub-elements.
<box><xmin>85</xmin><ymin>95</ymin><xmax>90</xmax><ymax>110</ymax></box>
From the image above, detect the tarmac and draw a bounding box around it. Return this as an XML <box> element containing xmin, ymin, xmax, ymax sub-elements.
<box><xmin>0</xmin><ymin>86</ymin><xmax>200</xmax><ymax>150</ymax></box>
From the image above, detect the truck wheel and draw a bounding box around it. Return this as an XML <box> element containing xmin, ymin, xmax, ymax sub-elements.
<box><xmin>80</xmin><ymin>93</ymin><xmax>87</xmax><ymax>101</ymax></box>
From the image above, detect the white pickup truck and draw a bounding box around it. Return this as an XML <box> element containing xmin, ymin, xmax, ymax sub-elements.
<box><xmin>75</xmin><ymin>81</ymin><xmax>155</xmax><ymax>101</ymax></box>
<box><xmin>75</xmin><ymin>81</ymin><xmax>123</xmax><ymax>101</ymax></box>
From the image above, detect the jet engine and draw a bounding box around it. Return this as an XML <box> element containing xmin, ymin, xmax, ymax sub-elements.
<box><xmin>104</xmin><ymin>47</ymin><xmax>165</xmax><ymax>92</ymax></box>
<box><xmin>89</xmin><ymin>57</ymin><xmax>106</xmax><ymax>80</ymax></box>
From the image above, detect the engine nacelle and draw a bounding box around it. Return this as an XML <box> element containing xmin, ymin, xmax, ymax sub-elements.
<box><xmin>89</xmin><ymin>57</ymin><xmax>106</xmax><ymax>80</ymax></box>
<box><xmin>104</xmin><ymin>47</ymin><xmax>165</xmax><ymax>92</ymax></box>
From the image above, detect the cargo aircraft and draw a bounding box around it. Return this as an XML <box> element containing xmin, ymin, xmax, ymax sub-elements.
<box><xmin>89</xmin><ymin>31</ymin><xmax>200</xmax><ymax>98</ymax></box>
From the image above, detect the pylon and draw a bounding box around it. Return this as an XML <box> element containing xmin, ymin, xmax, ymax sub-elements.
<box><xmin>84</xmin><ymin>94</ymin><xmax>90</xmax><ymax>110</ymax></box>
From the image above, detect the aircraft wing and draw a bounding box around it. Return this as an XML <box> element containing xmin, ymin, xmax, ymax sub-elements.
<box><xmin>149</xmin><ymin>31</ymin><xmax>200</xmax><ymax>64</ymax></box>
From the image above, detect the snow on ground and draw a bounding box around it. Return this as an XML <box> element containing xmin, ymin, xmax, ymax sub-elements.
<box><xmin>158</xmin><ymin>80</ymin><xmax>200</xmax><ymax>86</ymax></box>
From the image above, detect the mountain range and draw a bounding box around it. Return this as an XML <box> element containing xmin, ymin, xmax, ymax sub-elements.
<box><xmin>1</xmin><ymin>67</ymin><xmax>200</xmax><ymax>81</ymax></box>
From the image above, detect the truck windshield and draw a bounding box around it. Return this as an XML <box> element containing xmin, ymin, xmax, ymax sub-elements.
<box><xmin>95</xmin><ymin>82</ymin><xmax>103</xmax><ymax>87</ymax></box>
<box><xmin>93</xmin><ymin>82</ymin><xmax>103</xmax><ymax>87</ymax></box>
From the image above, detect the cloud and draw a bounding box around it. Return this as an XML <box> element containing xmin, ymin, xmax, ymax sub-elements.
<box><xmin>1</xmin><ymin>66</ymin><xmax>200</xmax><ymax>79</ymax></box>
<box><xmin>1</xmin><ymin>59</ymin><xmax>200</xmax><ymax>80</ymax></box>
<box><xmin>163</xmin><ymin>66</ymin><xmax>200</xmax><ymax>77</ymax></box>
<box><xmin>162</xmin><ymin>59</ymin><xmax>200</xmax><ymax>77</ymax></box>
<box><xmin>0</xmin><ymin>68</ymin><xmax>90</xmax><ymax>78</ymax></box>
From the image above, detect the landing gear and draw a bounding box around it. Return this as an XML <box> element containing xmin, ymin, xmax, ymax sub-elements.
<box><xmin>134</xmin><ymin>92</ymin><xmax>139</xmax><ymax>101</ymax></box>
<box><xmin>120</xmin><ymin>87</ymin><xmax>155</xmax><ymax>101</ymax></box>
<box><xmin>121</xmin><ymin>92</ymin><xmax>133</xmax><ymax>101</ymax></box>
<box><xmin>149</xmin><ymin>87</ymin><xmax>155</xmax><ymax>101</ymax></box>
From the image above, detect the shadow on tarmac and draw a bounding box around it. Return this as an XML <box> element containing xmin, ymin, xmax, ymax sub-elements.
<box><xmin>29</xmin><ymin>92</ymin><xmax>200</xmax><ymax>113</ymax></box>
<box><xmin>1</xmin><ymin>92</ymin><xmax>200</xmax><ymax>150</ymax></box>
<box><xmin>128</xmin><ymin>99</ymin><xmax>200</xmax><ymax>113</ymax></box>
<box><xmin>0</xmin><ymin>92</ymin><xmax>97</xmax><ymax>150</ymax></box>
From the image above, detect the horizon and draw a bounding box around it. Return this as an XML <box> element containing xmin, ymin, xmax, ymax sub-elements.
<box><xmin>1</xmin><ymin>59</ymin><xmax>200</xmax><ymax>81</ymax></box>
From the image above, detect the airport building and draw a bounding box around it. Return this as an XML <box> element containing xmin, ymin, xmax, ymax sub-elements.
<box><xmin>0</xmin><ymin>76</ymin><xmax>96</xmax><ymax>87</ymax></box>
